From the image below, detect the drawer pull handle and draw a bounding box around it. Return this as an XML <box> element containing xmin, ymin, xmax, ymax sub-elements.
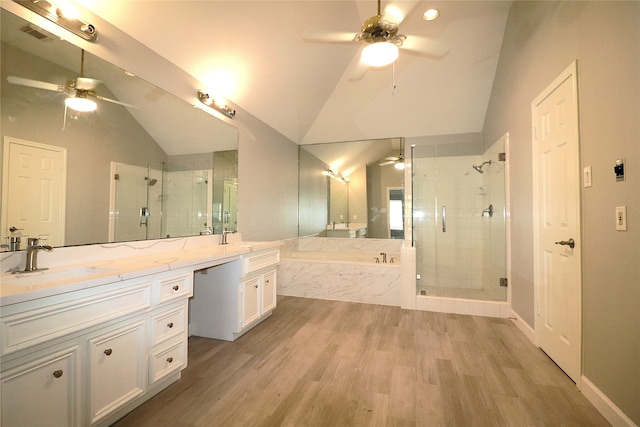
<box><xmin>167</xmin><ymin>357</ymin><xmax>174</xmax><ymax>363</ymax></box>
<box><xmin>167</xmin><ymin>322</ymin><xmax>174</xmax><ymax>328</ymax></box>
<box><xmin>172</xmin><ymin>285</ymin><xmax>180</xmax><ymax>291</ymax></box>
<box><xmin>53</xmin><ymin>370</ymin><xmax>64</xmax><ymax>378</ymax></box>
<box><xmin>104</xmin><ymin>348</ymin><xmax>113</xmax><ymax>356</ymax></box>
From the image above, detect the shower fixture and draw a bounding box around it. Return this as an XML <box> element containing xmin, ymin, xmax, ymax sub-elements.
<box><xmin>472</xmin><ymin>160</ymin><xmax>492</xmax><ymax>174</ymax></box>
<box><xmin>145</xmin><ymin>177</ymin><xmax>158</xmax><ymax>186</ymax></box>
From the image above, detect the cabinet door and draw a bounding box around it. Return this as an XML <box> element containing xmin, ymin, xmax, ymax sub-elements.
<box><xmin>262</xmin><ymin>270</ymin><xmax>277</xmax><ymax>313</ymax></box>
<box><xmin>241</xmin><ymin>276</ymin><xmax>261</xmax><ymax>328</ymax></box>
<box><xmin>89</xmin><ymin>321</ymin><xmax>145</xmax><ymax>424</ymax></box>
<box><xmin>1</xmin><ymin>346</ymin><xmax>80</xmax><ymax>427</ymax></box>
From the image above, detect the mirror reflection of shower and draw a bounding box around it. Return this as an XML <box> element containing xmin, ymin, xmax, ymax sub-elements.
<box><xmin>472</xmin><ymin>160</ymin><xmax>492</xmax><ymax>174</ymax></box>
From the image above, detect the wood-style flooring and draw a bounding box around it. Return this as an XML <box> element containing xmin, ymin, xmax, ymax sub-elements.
<box><xmin>113</xmin><ymin>296</ymin><xmax>609</xmax><ymax>426</ymax></box>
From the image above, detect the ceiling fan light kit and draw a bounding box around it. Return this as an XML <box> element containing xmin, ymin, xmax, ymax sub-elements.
<box><xmin>361</xmin><ymin>42</ymin><xmax>399</xmax><ymax>67</ymax></box>
<box><xmin>65</xmin><ymin>95</ymin><xmax>97</xmax><ymax>112</ymax></box>
<box><xmin>14</xmin><ymin>0</ymin><xmax>98</xmax><ymax>42</ymax></box>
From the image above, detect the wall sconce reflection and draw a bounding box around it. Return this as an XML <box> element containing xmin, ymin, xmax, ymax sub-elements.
<box><xmin>325</xmin><ymin>169</ymin><xmax>349</xmax><ymax>184</ymax></box>
<box><xmin>14</xmin><ymin>0</ymin><xmax>98</xmax><ymax>41</ymax></box>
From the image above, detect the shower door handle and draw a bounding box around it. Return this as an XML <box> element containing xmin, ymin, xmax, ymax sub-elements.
<box><xmin>441</xmin><ymin>206</ymin><xmax>446</xmax><ymax>232</ymax></box>
<box><xmin>139</xmin><ymin>207</ymin><xmax>149</xmax><ymax>227</ymax></box>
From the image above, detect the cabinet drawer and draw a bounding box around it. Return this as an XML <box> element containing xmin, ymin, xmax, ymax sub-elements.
<box><xmin>157</xmin><ymin>273</ymin><xmax>192</xmax><ymax>304</ymax></box>
<box><xmin>149</xmin><ymin>339</ymin><xmax>187</xmax><ymax>384</ymax></box>
<box><xmin>243</xmin><ymin>250</ymin><xmax>280</xmax><ymax>275</ymax></box>
<box><xmin>150</xmin><ymin>304</ymin><xmax>186</xmax><ymax>346</ymax></box>
<box><xmin>1</xmin><ymin>283</ymin><xmax>151</xmax><ymax>355</ymax></box>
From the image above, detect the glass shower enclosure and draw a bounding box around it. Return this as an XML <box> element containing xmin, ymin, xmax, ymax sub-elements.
<box><xmin>412</xmin><ymin>136</ymin><xmax>507</xmax><ymax>301</ymax></box>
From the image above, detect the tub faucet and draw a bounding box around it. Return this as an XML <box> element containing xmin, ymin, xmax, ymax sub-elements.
<box><xmin>380</xmin><ymin>252</ymin><xmax>387</xmax><ymax>263</ymax></box>
<box><xmin>221</xmin><ymin>229</ymin><xmax>237</xmax><ymax>245</ymax></box>
<box><xmin>24</xmin><ymin>237</ymin><xmax>53</xmax><ymax>272</ymax></box>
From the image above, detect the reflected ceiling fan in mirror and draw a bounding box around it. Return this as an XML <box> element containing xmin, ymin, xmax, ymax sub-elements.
<box><xmin>7</xmin><ymin>49</ymin><xmax>139</xmax><ymax>114</ymax></box>
<box><xmin>303</xmin><ymin>0</ymin><xmax>450</xmax><ymax>79</ymax></box>
<box><xmin>379</xmin><ymin>152</ymin><xmax>405</xmax><ymax>169</ymax></box>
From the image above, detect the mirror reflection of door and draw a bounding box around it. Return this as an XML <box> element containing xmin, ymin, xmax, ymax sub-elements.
<box><xmin>2</xmin><ymin>138</ymin><xmax>66</xmax><ymax>248</ymax></box>
<box><xmin>388</xmin><ymin>187</ymin><xmax>404</xmax><ymax>239</ymax></box>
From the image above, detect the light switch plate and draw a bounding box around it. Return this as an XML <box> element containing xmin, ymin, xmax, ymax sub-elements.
<box><xmin>583</xmin><ymin>166</ymin><xmax>592</xmax><ymax>187</ymax></box>
<box><xmin>616</xmin><ymin>206</ymin><xmax>627</xmax><ymax>231</ymax></box>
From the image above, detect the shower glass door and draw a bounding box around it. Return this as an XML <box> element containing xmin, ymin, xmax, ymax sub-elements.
<box><xmin>110</xmin><ymin>162</ymin><xmax>164</xmax><ymax>242</ymax></box>
<box><xmin>413</xmin><ymin>139</ymin><xmax>507</xmax><ymax>301</ymax></box>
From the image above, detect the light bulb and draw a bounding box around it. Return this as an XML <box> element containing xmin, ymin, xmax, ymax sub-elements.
<box><xmin>361</xmin><ymin>42</ymin><xmax>399</xmax><ymax>67</ymax></box>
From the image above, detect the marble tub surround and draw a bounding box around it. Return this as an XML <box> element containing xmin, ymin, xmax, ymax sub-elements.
<box><xmin>0</xmin><ymin>234</ymin><xmax>282</xmax><ymax>305</ymax></box>
<box><xmin>278</xmin><ymin>237</ymin><xmax>404</xmax><ymax>306</ymax></box>
<box><xmin>291</xmin><ymin>236</ymin><xmax>402</xmax><ymax>254</ymax></box>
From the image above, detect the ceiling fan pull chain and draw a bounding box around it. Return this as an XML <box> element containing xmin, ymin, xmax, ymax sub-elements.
<box><xmin>392</xmin><ymin>61</ymin><xmax>397</xmax><ymax>94</ymax></box>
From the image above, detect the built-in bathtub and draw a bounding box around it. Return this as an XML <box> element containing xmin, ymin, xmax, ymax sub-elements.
<box><xmin>277</xmin><ymin>237</ymin><xmax>403</xmax><ymax>306</ymax></box>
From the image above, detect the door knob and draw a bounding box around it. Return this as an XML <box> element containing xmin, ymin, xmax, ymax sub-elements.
<box><xmin>555</xmin><ymin>238</ymin><xmax>575</xmax><ymax>249</ymax></box>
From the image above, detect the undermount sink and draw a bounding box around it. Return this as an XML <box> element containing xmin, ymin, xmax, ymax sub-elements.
<box><xmin>1</xmin><ymin>266</ymin><xmax>116</xmax><ymax>286</ymax></box>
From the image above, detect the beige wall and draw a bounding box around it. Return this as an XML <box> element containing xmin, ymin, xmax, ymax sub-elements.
<box><xmin>483</xmin><ymin>1</ymin><xmax>639</xmax><ymax>423</ymax></box>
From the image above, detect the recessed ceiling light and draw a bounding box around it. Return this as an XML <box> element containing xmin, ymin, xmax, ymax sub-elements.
<box><xmin>423</xmin><ymin>9</ymin><xmax>440</xmax><ymax>21</ymax></box>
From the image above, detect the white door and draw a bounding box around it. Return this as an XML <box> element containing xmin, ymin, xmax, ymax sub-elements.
<box><xmin>532</xmin><ymin>62</ymin><xmax>582</xmax><ymax>383</ymax></box>
<box><xmin>1</xmin><ymin>137</ymin><xmax>66</xmax><ymax>247</ymax></box>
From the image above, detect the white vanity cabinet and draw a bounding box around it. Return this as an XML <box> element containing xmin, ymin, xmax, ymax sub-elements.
<box><xmin>191</xmin><ymin>248</ymin><xmax>280</xmax><ymax>341</ymax></box>
<box><xmin>0</xmin><ymin>269</ymin><xmax>193</xmax><ymax>427</ymax></box>
<box><xmin>0</xmin><ymin>344</ymin><xmax>81</xmax><ymax>426</ymax></box>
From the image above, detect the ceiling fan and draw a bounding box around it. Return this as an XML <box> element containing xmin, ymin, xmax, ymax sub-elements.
<box><xmin>379</xmin><ymin>153</ymin><xmax>404</xmax><ymax>168</ymax></box>
<box><xmin>7</xmin><ymin>49</ymin><xmax>138</xmax><ymax>113</ymax></box>
<box><xmin>303</xmin><ymin>0</ymin><xmax>449</xmax><ymax>78</ymax></box>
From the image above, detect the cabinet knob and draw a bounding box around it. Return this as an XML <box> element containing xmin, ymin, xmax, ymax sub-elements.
<box><xmin>167</xmin><ymin>322</ymin><xmax>174</xmax><ymax>328</ymax></box>
<box><xmin>172</xmin><ymin>285</ymin><xmax>180</xmax><ymax>291</ymax></box>
<box><xmin>104</xmin><ymin>348</ymin><xmax>113</xmax><ymax>356</ymax></box>
<box><xmin>167</xmin><ymin>357</ymin><xmax>174</xmax><ymax>363</ymax></box>
<box><xmin>254</xmin><ymin>284</ymin><xmax>259</xmax><ymax>289</ymax></box>
<box><xmin>53</xmin><ymin>370</ymin><xmax>64</xmax><ymax>378</ymax></box>
<box><xmin>265</xmin><ymin>279</ymin><xmax>270</xmax><ymax>284</ymax></box>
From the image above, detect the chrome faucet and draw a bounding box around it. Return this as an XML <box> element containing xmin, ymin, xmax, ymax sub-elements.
<box><xmin>380</xmin><ymin>252</ymin><xmax>387</xmax><ymax>263</ymax></box>
<box><xmin>221</xmin><ymin>229</ymin><xmax>237</xmax><ymax>245</ymax></box>
<box><xmin>24</xmin><ymin>237</ymin><xmax>53</xmax><ymax>272</ymax></box>
<box><xmin>199</xmin><ymin>226</ymin><xmax>213</xmax><ymax>235</ymax></box>
<box><xmin>1</xmin><ymin>236</ymin><xmax>21</xmax><ymax>252</ymax></box>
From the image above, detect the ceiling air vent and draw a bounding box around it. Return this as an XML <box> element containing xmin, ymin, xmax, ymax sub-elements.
<box><xmin>20</xmin><ymin>25</ymin><xmax>53</xmax><ymax>40</ymax></box>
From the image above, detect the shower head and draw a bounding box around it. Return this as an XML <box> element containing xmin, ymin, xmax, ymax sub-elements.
<box><xmin>145</xmin><ymin>177</ymin><xmax>158</xmax><ymax>186</ymax></box>
<box><xmin>472</xmin><ymin>160</ymin><xmax>492</xmax><ymax>174</ymax></box>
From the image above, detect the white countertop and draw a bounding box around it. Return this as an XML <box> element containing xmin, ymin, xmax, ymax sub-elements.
<box><xmin>0</xmin><ymin>240</ymin><xmax>282</xmax><ymax>307</ymax></box>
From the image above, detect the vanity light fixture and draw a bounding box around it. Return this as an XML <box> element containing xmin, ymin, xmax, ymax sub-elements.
<box><xmin>14</xmin><ymin>0</ymin><xmax>98</xmax><ymax>41</ymax></box>
<box><xmin>197</xmin><ymin>91</ymin><xmax>236</xmax><ymax>119</ymax></box>
<box><xmin>326</xmin><ymin>169</ymin><xmax>349</xmax><ymax>184</ymax></box>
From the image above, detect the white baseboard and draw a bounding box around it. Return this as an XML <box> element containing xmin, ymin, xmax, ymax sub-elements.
<box><xmin>509</xmin><ymin>309</ymin><xmax>536</xmax><ymax>344</ymax></box>
<box><xmin>581</xmin><ymin>376</ymin><xmax>637</xmax><ymax>427</ymax></box>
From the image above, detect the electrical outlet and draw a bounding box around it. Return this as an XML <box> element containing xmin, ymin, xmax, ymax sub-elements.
<box><xmin>616</xmin><ymin>206</ymin><xmax>627</xmax><ymax>231</ymax></box>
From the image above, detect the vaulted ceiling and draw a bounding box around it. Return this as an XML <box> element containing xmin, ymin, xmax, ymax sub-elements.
<box><xmin>75</xmin><ymin>0</ymin><xmax>512</xmax><ymax>145</ymax></box>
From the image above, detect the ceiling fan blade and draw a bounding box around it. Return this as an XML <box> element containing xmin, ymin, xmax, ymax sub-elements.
<box><xmin>303</xmin><ymin>29</ymin><xmax>356</xmax><ymax>43</ymax></box>
<box><xmin>400</xmin><ymin>36</ymin><xmax>450</xmax><ymax>59</ymax></box>
<box><xmin>7</xmin><ymin>76</ymin><xmax>65</xmax><ymax>92</ymax></box>
<box><xmin>382</xmin><ymin>1</ymin><xmax>419</xmax><ymax>25</ymax></box>
<box><xmin>94</xmin><ymin>95</ymin><xmax>140</xmax><ymax>110</ymax></box>
<box><xmin>378</xmin><ymin>160</ymin><xmax>396</xmax><ymax>166</ymax></box>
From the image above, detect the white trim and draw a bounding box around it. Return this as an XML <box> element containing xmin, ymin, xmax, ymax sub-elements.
<box><xmin>581</xmin><ymin>376</ymin><xmax>637</xmax><ymax>427</ymax></box>
<box><xmin>510</xmin><ymin>309</ymin><xmax>536</xmax><ymax>345</ymax></box>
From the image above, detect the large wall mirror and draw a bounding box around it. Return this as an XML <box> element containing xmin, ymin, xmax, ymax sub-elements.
<box><xmin>1</xmin><ymin>9</ymin><xmax>239</xmax><ymax>250</ymax></box>
<box><xmin>299</xmin><ymin>138</ymin><xmax>405</xmax><ymax>239</ymax></box>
